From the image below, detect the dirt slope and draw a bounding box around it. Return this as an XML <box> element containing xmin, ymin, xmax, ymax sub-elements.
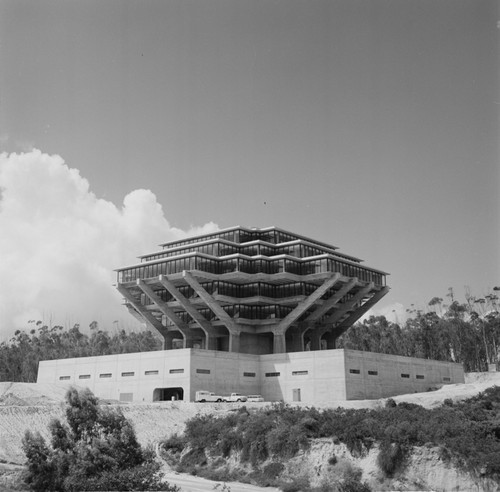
<box><xmin>1</xmin><ymin>373</ymin><xmax>499</xmax><ymax>491</ymax></box>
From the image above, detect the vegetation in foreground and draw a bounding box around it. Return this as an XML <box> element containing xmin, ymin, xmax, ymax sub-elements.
<box><xmin>22</xmin><ymin>387</ymin><xmax>178</xmax><ymax>491</ymax></box>
<box><xmin>161</xmin><ymin>387</ymin><xmax>500</xmax><ymax>491</ymax></box>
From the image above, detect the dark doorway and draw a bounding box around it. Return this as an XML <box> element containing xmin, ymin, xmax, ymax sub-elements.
<box><xmin>153</xmin><ymin>387</ymin><xmax>184</xmax><ymax>401</ymax></box>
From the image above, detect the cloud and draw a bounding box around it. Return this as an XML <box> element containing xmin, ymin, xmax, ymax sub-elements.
<box><xmin>0</xmin><ymin>149</ymin><xmax>218</xmax><ymax>340</ymax></box>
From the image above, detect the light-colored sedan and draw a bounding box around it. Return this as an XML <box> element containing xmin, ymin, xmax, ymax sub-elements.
<box><xmin>247</xmin><ymin>394</ymin><xmax>264</xmax><ymax>402</ymax></box>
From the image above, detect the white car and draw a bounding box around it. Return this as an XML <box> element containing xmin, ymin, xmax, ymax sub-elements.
<box><xmin>223</xmin><ymin>393</ymin><xmax>248</xmax><ymax>402</ymax></box>
<box><xmin>195</xmin><ymin>391</ymin><xmax>224</xmax><ymax>403</ymax></box>
<box><xmin>247</xmin><ymin>395</ymin><xmax>264</xmax><ymax>402</ymax></box>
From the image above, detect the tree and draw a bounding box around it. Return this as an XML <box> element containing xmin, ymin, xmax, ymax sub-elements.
<box><xmin>0</xmin><ymin>323</ymin><xmax>162</xmax><ymax>383</ymax></box>
<box><xmin>22</xmin><ymin>387</ymin><xmax>178</xmax><ymax>491</ymax></box>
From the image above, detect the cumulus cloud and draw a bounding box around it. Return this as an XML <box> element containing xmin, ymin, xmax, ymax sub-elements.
<box><xmin>0</xmin><ymin>150</ymin><xmax>218</xmax><ymax>340</ymax></box>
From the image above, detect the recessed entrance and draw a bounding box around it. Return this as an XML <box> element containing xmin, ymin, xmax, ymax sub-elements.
<box><xmin>153</xmin><ymin>387</ymin><xmax>184</xmax><ymax>401</ymax></box>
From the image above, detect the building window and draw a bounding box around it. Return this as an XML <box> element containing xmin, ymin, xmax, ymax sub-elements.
<box><xmin>349</xmin><ymin>369</ymin><xmax>360</xmax><ymax>374</ymax></box>
<box><xmin>99</xmin><ymin>373</ymin><xmax>112</xmax><ymax>378</ymax></box>
<box><xmin>265</xmin><ymin>372</ymin><xmax>280</xmax><ymax>377</ymax></box>
<box><xmin>196</xmin><ymin>369</ymin><xmax>210</xmax><ymax>374</ymax></box>
<box><xmin>368</xmin><ymin>370</ymin><xmax>378</xmax><ymax>376</ymax></box>
<box><xmin>121</xmin><ymin>372</ymin><xmax>135</xmax><ymax>377</ymax></box>
<box><xmin>416</xmin><ymin>375</ymin><xmax>425</xmax><ymax>380</ymax></box>
<box><xmin>292</xmin><ymin>370</ymin><xmax>308</xmax><ymax>376</ymax></box>
<box><xmin>443</xmin><ymin>377</ymin><xmax>451</xmax><ymax>382</ymax></box>
<box><xmin>401</xmin><ymin>373</ymin><xmax>410</xmax><ymax>378</ymax></box>
<box><xmin>78</xmin><ymin>375</ymin><xmax>91</xmax><ymax>379</ymax></box>
<box><xmin>243</xmin><ymin>372</ymin><xmax>256</xmax><ymax>377</ymax></box>
<box><xmin>169</xmin><ymin>369</ymin><xmax>184</xmax><ymax>374</ymax></box>
<box><xmin>59</xmin><ymin>376</ymin><xmax>70</xmax><ymax>380</ymax></box>
<box><xmin>145</xmin><ymin>370</ymin><xmax>159</xmax><ymax>376</ymax></box>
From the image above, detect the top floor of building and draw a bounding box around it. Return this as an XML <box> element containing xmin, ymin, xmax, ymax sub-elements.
<box><xmin>116</xmin><ymin>226</ymin><xmax>388</xmax><ymax>286</ymax></box>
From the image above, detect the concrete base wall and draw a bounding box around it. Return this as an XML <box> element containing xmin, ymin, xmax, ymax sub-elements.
<box><xmin>189</xmin><ymin>350</ymin><xmax>261</xmax><ymax>401</ymax></box>
<box><xmin>37</xmin><ymin>349</ymin><xmax>465</xmax><ymax>404</ymax></box>
<box><xmin>343</xmin><ymin>350</ymin><xmax>465</xmax><ymax>400</ymax></box>
<box><xmin>259</xmin><ymin>350</ymin><xmax>347</xmax><ymax>402</ymax></box>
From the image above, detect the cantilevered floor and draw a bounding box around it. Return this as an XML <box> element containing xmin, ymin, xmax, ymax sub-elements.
<box><xmin>116</xmin><ymin>226</ymin><xmax>389</xmax><ymax>354</ymax></box>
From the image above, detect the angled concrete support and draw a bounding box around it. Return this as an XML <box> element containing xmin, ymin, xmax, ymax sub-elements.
<box><xmin>324</xmin><ymin>282</ymin><xmax>375</xmax><ymax>325</ymax></box>
<box><xmin>158</xmin><ymin>274</ymin><xmax>218</xmax><ymax>350</ymax></box>
<box><xmin>268</xmin><ymin>273</ymin><xmax>341</xmax><ymax>353</ymax></box>
<box><xmin>117</xmin><ymin>283</ymin><xmax>170</xmax><ymax>349</ymax></box>
<box><xmin>335</xmin><ymin>286</ymin><xmax>390</xmax><ymax>332</ymax></box>
<box><xmin>277</xmin><ymin>273</ymin><xmax>341</xmax><ymax>332</ymax></box>
<box><xmin>306</xmin><ymin>278</ymin><xmax>358</xmax><ymax>323</ymax></box>
<box><xmin>136</xmin><ymin>279</ymin><xmax>194</xmax><ymax>348</ymax></box>
<box><xmin>182</xmin><ymin>271</ymin><xmax>242</xmax><ymax>352</ymax></box>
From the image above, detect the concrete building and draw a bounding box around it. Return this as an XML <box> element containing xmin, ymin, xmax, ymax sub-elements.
<box><xmin>115</xmin><ymin>226</ymin><xmax>390</xmax><ymax>354</ymax></box>
<box><xmin>37</xmin><ymin>348</ymin><xmax>464</xmax><ymax>403</ymax></box>
<box><xmin>37</xmin><ymin>226</ymin><xmax>465</xmax><ymax>402</ymax></box>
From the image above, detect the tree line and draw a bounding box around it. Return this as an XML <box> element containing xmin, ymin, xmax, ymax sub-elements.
<box><xmin>0</xmin><ymin>322</ymin><xmax>162</xmax><ymax>383</ymax></box>
<box><xmin>338</xmin><ymin>289</ymin><xmax>500</xmax><ymax>372</ymax></box>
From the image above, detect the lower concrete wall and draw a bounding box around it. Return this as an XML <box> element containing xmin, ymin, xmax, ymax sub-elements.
<box><xmin>259</xmin><ymin>350</ymin><xmax>347</xmax><ymax>402</ymax></box>
<box><xmin>37</xmin><ymin>350</ymin><xmax>193</xmax><ymax>403</ymax></box>
<box><xmin>189</xmin><ymin>350</ymin><xmax>261</xmax><ymax>401</ymax></box>
<box><xmin>343</xmin><ymin>350</ymin><xmax>465</xmax><ymax>400</ymax></box>
<box><xmin>37</xmin><ymin>349</ymin><xmax>465</xmax><ymax>404</ymax></box>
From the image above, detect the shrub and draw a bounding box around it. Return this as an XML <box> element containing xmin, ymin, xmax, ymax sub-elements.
<box><xmin>173</xmin><ymin>387</ymin><xmax>500</xmax><ymax>482</ymax></box>
<box><xmin>178</xmin><ymin>447</ymin><xmax>207</xmax><ymax>470</ymax></box>
<box><xmin>328</xmin><ymin>454</ymin><xmax>338</xmax><ymax>465</ymax></box>
<box><xmin>377</xmin><ymin>441</ymin><xmax>406</xmax><ymax>477</ymax></box>
<box><xmin>385</xmin><ymin>398</ymin><xmax>397</xmax><ymax>408</ymax></box>
<box><xmin>22</xmin><ymin>387</ymin><xmax>178</xmax><ymax>491</ymax></box>
<box><xmin>256</xmin><ymin>461</ymin><xmax>285</xmax><ymax>486</ymax></box>
<box><xmin>279</xmin><ymin>475</ymin><xmax>311</xmax><ymax>492</ymax></box>
<box><xmin>161</xmin><ymin>433</ymin><xmax>186</xmax><ymax>453</ymax></box>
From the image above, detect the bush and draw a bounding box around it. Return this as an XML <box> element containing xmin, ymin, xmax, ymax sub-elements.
<box><xmin>22</xmin><ymin>387</ymin><xmax>178</xmax><ymax>491</ymax></box>
<box><xmin>328</xmin><ymin>454</ymin><xmax>338</xmax><ymax>465</ymax></box>
<box><xmin>377</xmin><ymin>441</ymin><xmax>406</xmax><ymax>477</ymax></box>
<box><xmin>177</xmin><ymin>447</ymin><xmax>207</xmax><ymax>471</ymax></box>
<box><xmin>161</xmin><ymin>433</ymin><xmax>186</xmax><ymax>453</ymax></box>
<box><xmin>171</xmin><ymin>388</ymin><xmax>500</xmax><ymax>482</ymax></box>
<box><xmin>385</xmin><ymin>398</ymin><xmax>397</xmax><ymax>408</ymax></box>
<box><xmin>279</xmin><ymin>475</ymin><xmax>311</xmax><ymax>492</ymax></box>
<box><xmin>253</xmin><ymin>461</ymin><xmax>285</xmax><ymax>486</ymax></box>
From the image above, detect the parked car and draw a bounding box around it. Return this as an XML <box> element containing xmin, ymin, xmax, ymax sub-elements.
<box><xmin>223</xmin><ymin>393</ymin><xmax>248</xmax><ymax>402</ymax></box>
<box><xmin>247</xmin><ymin>395</ymin><xmax>264</xmax><ymax>402</ymax></box>
<box><xmin>195</xmin><ymin>390</ymin><xmax>223</xmax><ymax>402</ymax></box>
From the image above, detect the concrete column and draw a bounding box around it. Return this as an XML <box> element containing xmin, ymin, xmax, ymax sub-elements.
<box><xmin>229</xmin><ymin>332</ymin><xmax>241</xmax><ymax>353</ymax></box>
<box><xmin>183</xmin><ymin>336</ymin><xmax>196</xmax><ymax>349</ymax></box>
<box><xmin>287</xmin><ymin>327</ymin><xmax>303</xmax><ymax>352</ymax></box>
<box><xmin>206</xmin><ymin>335</ymin><xmax>218</xmax><ymax>351</ymax></box>
<box><xmin>273</xmin><ymin>331</ymin><xmax>287</xmax><ymax>354</ymax></box>
<box><xmin>324</xmin><ymin>332</ymin><xmax>336</xmax><ymax>349</ymax></box>
<box><xmin>309</xmin><ymin>332</ymin><xmax>321</xmax><ymax>351</ymax></box>
<box><xmin>164</xmin><ymin>332</ymin><xmax>180</xmax><ymax>350</ymax></box>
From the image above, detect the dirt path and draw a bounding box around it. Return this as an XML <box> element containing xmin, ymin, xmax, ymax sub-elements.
<box><xmin>162</xmin><ymin>471</ymin><xmax>280</xmax><ymax>492</ymax></box>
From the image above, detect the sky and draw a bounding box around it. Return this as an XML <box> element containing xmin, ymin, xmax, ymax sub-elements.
<box><xmin>0</xmin><ymin>0</ymin><xmax>498</xmax><ymax>340</ymax></box>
